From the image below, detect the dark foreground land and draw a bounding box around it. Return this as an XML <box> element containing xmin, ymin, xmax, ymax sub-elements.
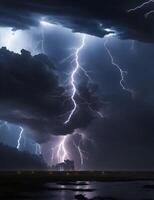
<box><xmin>1</xmin><ymin>171</ymin><xmax>154</xmax><ymax>200</ymax></box>
<box><xmin>1</xmin><ymin>171</ymin><xmax>154</xmax><ymax>182</ymax></box>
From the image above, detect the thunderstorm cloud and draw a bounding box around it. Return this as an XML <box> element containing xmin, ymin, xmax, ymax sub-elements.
<box><xmin>1</xmin><ymin>0</ymin><xmax>154</xmax><ymax>170</ymax></box>
<box><xmin>0</xmin><ymin>0</ymin><xmax>154</xmax><ymax>42</ymax></box>
<box><xmin>0</xmin><ymin>47</ymin><xmax>100</xmax><ymax>142</ymax></box>
<box><xmin>0</xmin><ymin>143</ymin><xmax>47</xmax><ymax>169</ymax></box>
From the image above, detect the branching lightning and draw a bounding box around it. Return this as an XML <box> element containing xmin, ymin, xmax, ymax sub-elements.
<box><xmin>64</xmin><ymin>34</ymin><xmax>86</xmax><ymax>124</ymax></box>
<box><xmin>51</xmin><ymin>136</ymin><xmax>69</xmax><ymax>164</ymax></box>
<box><xmin>52</xmin><ymin>34</ymin><xmax>103</xmax><ymax>167</ymax></box>
<box><xmin>128</xmin><ymin>0</ymin><xmax>154</xmax><ymax>13</ymax></box>
<box><xmin>127</xmin><ymin>0</ymin><xmax>154</xmax><ymax>18</ymax></box>
<box><xmin>64</xmin><ymin>34</ymin><xmax>103</xmax><ymax>124</ymax></box>
<box><xmin>57</xmin><ymin>136</ymin><xmax>69</xmax><ymax>163</ymax></box>
<box><xmin>72</xmin><ymin>131</ymin><xmax>94</xmax><ymax>167</ymax></box>
<box><xmin>73</xmin><ymin>140</ymin><xmax>85</xmax><ymax>166</ymax></box>
<box><xmin>17</xmin><ymin>126</ymin><xmax>24</xmax><ymax>150</ymax></box>
<box><xmin>104</xmin><ymin>37</ymin><xmax>130</xmax><ymax>93</ymax></box>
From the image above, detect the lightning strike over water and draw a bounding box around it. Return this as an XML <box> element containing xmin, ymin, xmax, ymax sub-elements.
<box><xmin>64</xmin><ymin>34</ymin><xmax>86</xmax><ymax>124</ymax></box>
<box><xmin>17</xmin><ymin>126</ymin><xmax>24</xmax><ymax>150</ymax></box>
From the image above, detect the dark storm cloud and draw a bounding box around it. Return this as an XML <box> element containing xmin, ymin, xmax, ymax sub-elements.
<box><xmin>0</xmin><ymin>47</ymin><xmax>101</xmax><ymax>142</ymax></box>
<box><xmin>0</xmin><ymin>0</ymin><xmax>154</xmax><ymax>42</ymax></box>
<box><xmin>0</xmin><ymin>143</ymin><xmax>47</xmax><ymax>169</ymax></box>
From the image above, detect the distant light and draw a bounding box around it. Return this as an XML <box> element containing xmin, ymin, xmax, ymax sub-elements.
<box><xmin>40</xmin><ymin>20</ymin><xmax>53</xmax><ymax>26</ymax></box>
<box><xmin>104</xmin><ymin>28</ymin><xmax>113</xmax><ymax>32</ymax></box>
<box><xmin>104</xmin><ymin>28</ymin><xmax>117</xmax><ymax>38</ymax></box>
<box><xmin>105</xmin><ymin>33</ymin><xmax>117</xmax><ymax>38</ymax></box>
<box><xmin>0</xmin><ymin>27</ymin><xmax>33</xmax><ymax>53</ymax></box>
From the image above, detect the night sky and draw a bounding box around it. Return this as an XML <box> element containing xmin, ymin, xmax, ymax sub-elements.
<box><xmin>0</xmin><ymin>0</ymin><xmax>154</xmax><ymax>170</ymax></box>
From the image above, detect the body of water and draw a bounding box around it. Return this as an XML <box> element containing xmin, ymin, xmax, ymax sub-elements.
<box><xmin>29</xmin><ymin>181</ymin><xmax>154</xmax><ymax>200</ymax></box>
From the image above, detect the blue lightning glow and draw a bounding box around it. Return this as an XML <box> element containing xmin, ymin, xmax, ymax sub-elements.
<box><xmin>55</xmin><ymin>33</ymin><xmax>103</xmax><ymax>166</ymax></box>
<box><xmin>104</xmin><ymin>37</ymin><xmax>130</xmax><ymax>93</ymax></box>
<box><xmin>72</xmin><ymin>131</ymin><xmax>94</xmax><ymax>167</ymax></box>
<box><xmin>64</xmin><ymin>34</ymin><xmax>86</xmax><ymax>124</ymax></box>
<box><xmin>51</xmin><ymin>135</ymin><xmax>70</xmax><ymax>164</ymax></box>
<box><xmin>57</xmin><ymin>136</ymin><xmax>69</xmax><ymax>163</ymax></box>
<box><xmin>17</xmin><ymin>126</ymin><xmax>24</xmax><ymax>150</ymax></box>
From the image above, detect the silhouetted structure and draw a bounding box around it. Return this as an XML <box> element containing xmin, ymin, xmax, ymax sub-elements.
<box><xmin>52</xmin><ymin>160</ymin><xmax>75</xmax><ymax>171</ymax></box>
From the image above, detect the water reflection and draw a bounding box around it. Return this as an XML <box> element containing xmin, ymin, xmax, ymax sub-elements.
<box><xmin>1</xmin><ymin>181</ymin><xmax>154</xmax><ymax>199</ymax></box>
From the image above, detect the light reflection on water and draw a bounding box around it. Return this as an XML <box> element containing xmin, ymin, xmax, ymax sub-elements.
<box><xmin>2</xmin><ymin>181</ymin><xmax>154</xmax><ymax>200</ymax></box>
<box><xmin>44</xmin><ymin>181</ymin><xmax>154</xmax><ymax>200</ymax></box>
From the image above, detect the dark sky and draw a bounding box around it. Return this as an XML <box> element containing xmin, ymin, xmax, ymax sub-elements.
<box><xmin>0</xmin><ymin>0</ymin><xmax>154</xmax><ymax>170</ymax></box>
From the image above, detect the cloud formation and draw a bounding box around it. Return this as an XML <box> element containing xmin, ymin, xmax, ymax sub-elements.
<box><xmin>0</xmin><ymin>47</ymin><xmax>101</xmax><ymax>142</ymax></box>
<box><xmin>0</xmin><ymin>0</ymin><xmax>154</xmax><ymax>42</ymax></box>
<box><xmin>0</xmin><ymin>143</ymin><xmax>47</xmax><ymax>169</ymax></box>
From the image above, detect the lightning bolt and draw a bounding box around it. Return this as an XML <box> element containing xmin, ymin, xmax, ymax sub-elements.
<box><xmin>64</xmin><ymin>34</ymin><xmax>103</xmax><ymax>124</ymax></box>
<box><xmin>127</xmin><ymin>0</ymin><xmax>154</xmax><ymax>18</ymax></box>
<box><xmin>128</xmin><ymin>0</ymin><xmax>154</xmax><ymax>12</ymax></box>
<box><xmin>17</xmin><ymin>126</ymin><xmax>24</xmax><ymax>150</ymax></box>
<box><xmin>51</xmin><ymin>131</ymin><xmax>93</xmax><ymax>168</ymax></box>
<box><xmin>72</xmin><ymin>131</ymin><xmax>94</xmax><ymax>168</ymax></box>
<box><xmin>34</xmin><ymin>27</ymin><xmax>101</xmax><ymax>166</ymax></box>
<box><xmin>50</xmin><ymin>136</ymin><xmax>70</xmax><ymax>164</ymax></box>
<box><xmin>57</xmin><ymin>136</ymin><xmax>69</xmax><ymax>163</ymax></box>
<box><xmin>73</xmin><ymin>141</ymin><xmax>84</xmax><ymax>166</ymax></box>
<box><xmin>52</xmin><ymin>34</ymin><xmax>104</xmax><ymax>166</ymax></box>
<box><xmin>64</xmin><ymin>34</ymin><xmax>86</xmax><ymax>124</ymax></box>
<box><xmin>104</xmin><ymin>37</ymin><xmax>130</xmax><ymax>93</ymax></box>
